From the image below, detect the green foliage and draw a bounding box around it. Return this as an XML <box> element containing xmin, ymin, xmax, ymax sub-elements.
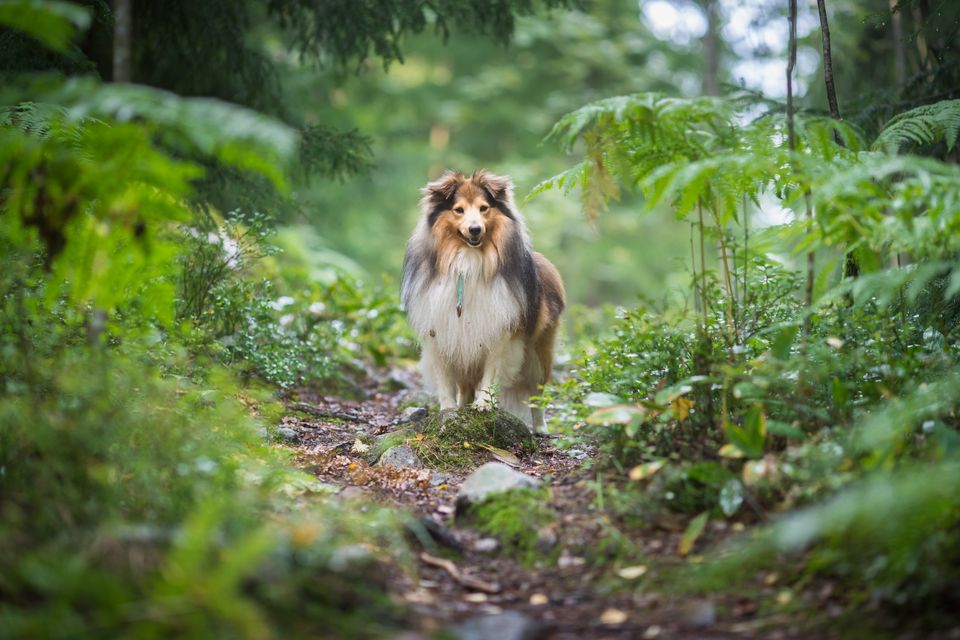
<box><xmin>539</xmin><ymin>80</ymin><xmax>960</xmax><ymax>624</ymax></box>
<box><xmin>872</xmin><ymin>98</ymin><xmax>960</xmax><ymax>152</ymax></box>
<box><xmin>268</xmin><ymin>0</ymin><xmax>578</xmax><ymax>68</ymax></box>
<box><xmin>0</xmin><ymin>346</ymin><xmax>410</xmax><ymax>638</ymax></box>
<box><xmin>0</xmin><ymin>0</ymin><xmax>90</xmax><ymax>52</ymax></box>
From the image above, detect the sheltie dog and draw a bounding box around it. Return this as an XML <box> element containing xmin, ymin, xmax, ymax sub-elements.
<box><xmin>401</xmin><ymin>169</ymin><xmax>565</xmax><ymax>431</ymax></box>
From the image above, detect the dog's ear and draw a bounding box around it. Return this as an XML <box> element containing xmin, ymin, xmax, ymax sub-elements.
<box><xmin>471</xmin><ymin>169</ymin><xmax>514</xmax><ymax>206</ymax></box>
<box><xmin>421</xmin><ymin>171</ymin><xmax>464</xmax><ymax>207</ymax></box>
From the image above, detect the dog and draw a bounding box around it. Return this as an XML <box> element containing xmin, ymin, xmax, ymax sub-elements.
<box><xmin>401</xmin><ymin>169</ymin><xmax>565</xmax><ymax>431</ymax></box>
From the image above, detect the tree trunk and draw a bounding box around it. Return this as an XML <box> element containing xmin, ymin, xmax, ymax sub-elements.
<box><xmin>816</xmin><ymin>0</ymin><xmax>841</xmax><ymax>124</ymax></box>
<box><xmin>786</xmin><ymin>0</ymin><xmax>797</xmax><ymax>152</ymax></box>
<box><xmin>700</xmin><ymin>0</ymin><xmax>720</xmax><ymax>96</ymax></box>
<box><xmin>889</xmin><ymin>0</ymin><xmax>906</xmax><ymax>85</ymax></box>
<box><xmin>113</xmin><ymin>0</ymin><xmax>132</xmax><ymax>83</ymax></box>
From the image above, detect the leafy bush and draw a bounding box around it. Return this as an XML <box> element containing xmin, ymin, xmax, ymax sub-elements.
<box><xmin>0</xmin><ymin>344</ymin><xmax>410</xmax><ymax>638</ymax></box>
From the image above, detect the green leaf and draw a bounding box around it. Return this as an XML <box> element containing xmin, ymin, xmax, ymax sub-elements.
<box><xmin>583</xmin><ymin>392</ymin><xmax>623</xmax><ymax>408</ymax></box>
<box><xmin>766</xmin><ymin>420</ymin><xmax>806</xmax><ymax>440</ymax></box>
<box><xmin>678</xmin><ymin>512</ymin><xmax>709</xmax><ymax>557</ymax></box>
<box><xmin>0</xmin><ymin>0</ymin><xmax>90</xmax><ymax>52</ymax></box>
<box><xmin>770</xmin><ymin>325</ymin><xmax>798</xmax><ymax>361</ymax></box>
<box><xmin>587</xmin><ymin>404</ymin><xmax>644</xmax><ymax>426</ymax></box>
<box><xmin>724</xmin><ymin>404</ymin><xmax>766</xmax><ymax>458</ymax></box>
<box><xmin>719</xmin><ymin>479</ymin><xmax>744</xmax><ymax>517</ymax></box>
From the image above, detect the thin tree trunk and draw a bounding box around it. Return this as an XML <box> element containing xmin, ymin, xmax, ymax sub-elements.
<box><xmin>701</xmin><ymin>0</ymin><xmax>720</xmax><ymax>96</ymax></box>
<box><xmin>113</xmin><ymin>0</ymin><xmax>132</xmax><ymax>83</ymax></box>
<box><xmin>786</xmin><ymin>0</ymin><xmax>797</xmax><ymax>152</ymax></box>
<box><xmin>787</xmin><ymin>0</ymin><xmax>815</xmax><ymax>335</ymax></box>
<box><xmin>816</xmin><ymin>0</ymin><xmax>841</xmax><ymax>124</ymax></box>
<box><xmin>890</xmin><ymin>0</ymin><xmax>906</xmax><ymax>85</ymax></box>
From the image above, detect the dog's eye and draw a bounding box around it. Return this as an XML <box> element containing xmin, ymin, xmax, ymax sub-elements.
<box><xmin>479</xmin><ymin>205</ymin><xmax>489</xmax><ymax>212</ymax></box>
<box><xmin>454</xmin><ymin>207</ymin><xmax>465</xmax><ymax>214</ymax></box>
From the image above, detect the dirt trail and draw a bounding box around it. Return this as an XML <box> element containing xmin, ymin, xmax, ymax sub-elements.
<box><xmin>279</xmin><ymin>372</ymin><xmax>788</xmax><ymax>640</ymax></box>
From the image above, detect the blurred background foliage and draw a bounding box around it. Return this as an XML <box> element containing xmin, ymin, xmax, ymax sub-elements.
<box><xmin>3</xmin><ymin>0</ymin><xmax>960</xmax><ymax>636</ymax></box>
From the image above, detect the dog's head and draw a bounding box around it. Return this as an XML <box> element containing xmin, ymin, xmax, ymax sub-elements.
<box><xmin>421</xmin><ymin>169</ymin><xmax>515</xmax><ymax>249</ymax></box>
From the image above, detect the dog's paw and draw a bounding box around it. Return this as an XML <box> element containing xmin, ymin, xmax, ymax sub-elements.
<box><xmin>473</xmin><ymin>398</ymin><xmax>494</xmax><ymax>412</ymax></box>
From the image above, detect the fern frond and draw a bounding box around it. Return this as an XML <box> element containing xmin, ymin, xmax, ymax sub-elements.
<box><xmin>873</xmin><ymin>99</ymin><xmax>960</xmax><ymax>152</ymax></box>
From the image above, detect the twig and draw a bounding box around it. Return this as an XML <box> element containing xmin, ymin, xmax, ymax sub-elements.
<box><xmin>290</xmin><ymin>402</ymin><xmax>364</xmax><ymax>423</ymax></box>
<box><xmin>419</xmin><ymin>552</ymin><xmax>500</xmax><ymax>594</ymax></box>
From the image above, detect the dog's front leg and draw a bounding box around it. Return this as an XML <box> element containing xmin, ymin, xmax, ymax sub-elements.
<box><xmin>474</xmin><ymin>337</ymin><xmax>525</xmax><ymax>411</ymax></box>
<box><xmin>422</xmin><ymin>343</ymin><xmax>459</xmax><ymax>410</ymax></box>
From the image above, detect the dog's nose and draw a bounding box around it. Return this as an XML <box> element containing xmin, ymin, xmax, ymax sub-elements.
<box><xmin>468</xmin><ymin>224</ymin><xmax>482</xmax><ymax>237</ymax></box>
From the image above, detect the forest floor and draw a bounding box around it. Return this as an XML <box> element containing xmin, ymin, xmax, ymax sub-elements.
<box><xmin>277</xmin><ymin>368</ymin><xmax>816</xmax><ymax>640</ymax></box>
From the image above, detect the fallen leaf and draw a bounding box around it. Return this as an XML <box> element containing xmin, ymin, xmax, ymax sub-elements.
<box><xmin>628</xmin><ymin>459</ymin><xmax>666</xmax><ymax>481</ymax></box>
<box><xmin>617</xmin><ymin>565</ymin><xmax>648</xmax><ymax>580</ymax></box>
<box><xmin>464</xmin><ymin>592</ymin><xmax>488</xmax><ymax>603</ymax></box>
<box><xmin>678</xmin><ymin>512</ymin><xmax>709</xmax><ymax>557</ymax></box>
<box><xmin>476</xmin><ymin>442</ymin><xmax>521</xmax><ymax>467</ymax></box>
<box><xmin>529</xmin><ymin>593</ymin><xmax>549</xmax><ymax>606</ymax></box>
<box><xmin>350</xmin><ymin>438</ymin><xmax>370</xmax><ymax>454</ymax></box>
<box><xmin>600</xmin><ymin>608</ymin><xmax>628</xmax><ymax>625</ymax></box>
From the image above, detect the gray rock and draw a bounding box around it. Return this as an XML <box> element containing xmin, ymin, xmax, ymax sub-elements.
<box><xmin>473</xmin><ymin>537</ymin><xmax>500</xmax><ymax>554</ymax></box>
<box><xmin>256</xmin><ymin>427</ymin><xmax>270</xmax><ymax>441</ymax></box>
<box><xmin>399</xmin><ymin>406</ymin><xmax>428</xmax><ymax>424</ymax></box>
<box><xmin>456</xmin><ymin>462</ymin><xmax>541</xmax><ymax>513</ymax></box>
<box><xmin>377</xmin><ymin>445</ymin><xmax>422</xmax><ymax>469</ymax></box>
<box><xmin>453</xmin><ymin>611</ymin><xmax>545</xmax><ymax>640</ymax></box>
<box><xmin>277</xmin><ymin>426</ymin><xmax>298</xmax><ymax>443</ymax></box>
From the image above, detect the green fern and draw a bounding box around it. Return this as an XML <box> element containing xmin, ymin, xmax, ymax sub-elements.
<box><xmin>873</xmin><ymin>99</ymin><xmax>960</xmax><ymax>152</ymax></box>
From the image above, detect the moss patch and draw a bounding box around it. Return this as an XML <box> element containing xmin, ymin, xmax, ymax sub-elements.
<box><xmin>460</xmin><ymin>487</ymin><xmax>556</xmax><ymax>565</ymax></box>
<box><xmin>407</xmin><ymin>408</ymin><xmax>536</xmax><ymax>471</ymax></box>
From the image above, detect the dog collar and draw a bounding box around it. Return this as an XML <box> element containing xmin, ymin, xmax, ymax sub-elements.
<box><xmin>456</xmin><ymin>273</ymin><xmax>464</xmax><ymax>318</ymax></box>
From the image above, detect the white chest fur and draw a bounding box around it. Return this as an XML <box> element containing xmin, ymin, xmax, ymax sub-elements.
<box><xmin>406</xmin><ymin>249</ymin><xmax>521</xmax><ymax>373</ymax></box>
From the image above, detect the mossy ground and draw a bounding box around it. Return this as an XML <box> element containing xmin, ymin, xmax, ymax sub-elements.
<box><xmin>407</xmin><ymin>408</ymin><xmax>536</xmax><ymax>471</ymax></box>
<box><xmin>460</xmin><ymin>487</ymin><xmax>557</xmax><ymax>565</ymax></box>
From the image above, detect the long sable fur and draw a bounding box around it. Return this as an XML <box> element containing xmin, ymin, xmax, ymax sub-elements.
<box><xmin>401</xmin><ymin>169</ymin><xmax>541</xmax><ymax>335</ymax></box>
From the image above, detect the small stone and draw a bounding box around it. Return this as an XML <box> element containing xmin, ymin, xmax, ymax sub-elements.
<box><xmin>556</xmin><ymin>550</ymin><xmax>585</xmax><ymax>569</ymax></box>
<box><xmin>473</xmin><ymin>537</ymin><xmax>500</xmax><ymax>554</ymax></box>
<box><xmin>564</xmin><ymin>449</ymin><xmax>588</xmax><ymax>460</ymax></box>
<box><xmin>430</xmin><ymin>471</ymin><xmax>453</xmax><ymax>487</ymax></box>
<box><xmin>377</xmin><ymin>445</ymin><xmax>422</xmax><ymax>469</ymax></box>
<box><xmin>452</xmin><ymin>611</ymin><xmax>545</xmax><ymax>640</ymax></box>
<box><xmin>529</xmin><ymin>593</ymin><xmax>548</xmax><ymax>606</ymax></box>
<box><xmin>277</xmin><ymin>426</ymin><xmax>298</xmax><ymax>443</ymax></box>
<box><xmin>456</xmin><ymin>462</ymin><xmax>542</xmax><ymax>514</ymax></box>
<box><xmin>399</xmin><ymin>406</ymin><xmax>428</xmax><ymax>424</ymax></box>
<box><xmin>599</xmin><ymin>608</ymin><xmax>628</xmax><ymax>625</ymax></box>
<box><xmin>680</xmin><ymin>599</ymin><xmax>716</xmax><ymax>627</ymax></box>
<box><xmin>534</xmin><ymin>527</ymin><xmax>558</xmax><ymax>554</ymax></box>
<box><xmin>338</xmin><ymin>486</ymin><xmax>368</xmax><ymax>500</ymax></box>
<box><xmin>328</xmin><ymin>544</ymin><xmax>371</xmax><ymax>571</ymax></box>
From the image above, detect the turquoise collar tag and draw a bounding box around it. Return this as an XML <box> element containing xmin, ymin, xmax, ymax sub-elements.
<box><xmin>456</xmin><ymin>273</ymin><xmax>464</xmax><ymax>318</ymax></box>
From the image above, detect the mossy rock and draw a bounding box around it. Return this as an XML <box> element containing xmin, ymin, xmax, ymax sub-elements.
<box><xmin>371</xmin><ymin>408</ymin><xmax>535</xmax><ymax>471</ymax></box>
<box><xmin>458</xmin><ymin>487</ymin><xmax>557</xmax><ymax>565</ymax></box>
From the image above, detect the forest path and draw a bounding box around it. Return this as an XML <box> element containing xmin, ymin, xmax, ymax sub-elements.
<box><xmin>278</xmin><ymin>370</ymin><xmax>749</xmax><ymax>639</ymax></box>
